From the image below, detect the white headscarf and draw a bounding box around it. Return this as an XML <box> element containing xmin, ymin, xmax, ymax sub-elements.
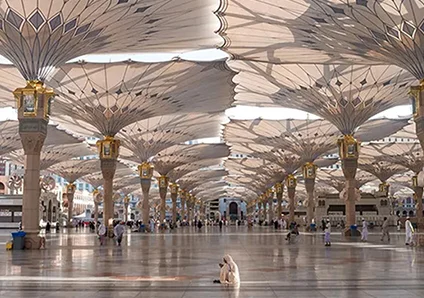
<box><xmin>223</xmin><ymin>255</ymin><xmax>240</xmax><ymax>286</ymax></box>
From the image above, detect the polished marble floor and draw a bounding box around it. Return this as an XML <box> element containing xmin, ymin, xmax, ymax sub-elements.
<box><xmin>0</xmin><ymin>226</ymin><xmax>423</xmax><ymax>298</ymax></box>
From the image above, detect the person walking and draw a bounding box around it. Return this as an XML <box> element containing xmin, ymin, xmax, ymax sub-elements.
<box><xmin>98</xmin><ymin>222</ymin><xmax>106</xmax><ymax>246</ymax></box>
<box><xmin>381</xmin><ymin>217</ymin><xmax>390</xmax><ymax>242</ymax></box>
<box><xmin>114</xmin><ymin>221</ymin><xmax>125</xmax><ymax>246</ymax></box>
<box><xmin>361</xmin><ymin>218</ymin><xmax>369</xmax><ymax>242</ymax></box>
<box><xmin>405</xmin><ymin>217</ymin><xmax>414</xmax><ymax>245</ymax></box>
<box><xmin>219</xmin><ymin>220</ymin><xmax>223</xmax><ymax>231</ymax></box>
<box><xmin>324</xmin><ymin>219</ymin><xmax>331</xmax><ymax>246</ymax></box>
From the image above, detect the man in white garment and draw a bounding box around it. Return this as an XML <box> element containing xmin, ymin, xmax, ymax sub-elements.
<box><xmin>405</xmin><ymin>217</ymin><xmax>414</xmax><ymax>245</ymax></box>
<box><xmin>361</xmin><ymin>219</ymin><xmax>368</xmax><ymax>242</ymax></box>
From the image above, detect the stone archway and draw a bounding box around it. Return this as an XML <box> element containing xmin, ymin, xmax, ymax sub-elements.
<box><xmin>0</xmin><ymin>182</ymin><xmax>5</xmax><ymax>194</ymax></box>
<box><xmin>229</xmin><ymin>202</ymin><xmax>238</xmax><ymax>220</ymax></box>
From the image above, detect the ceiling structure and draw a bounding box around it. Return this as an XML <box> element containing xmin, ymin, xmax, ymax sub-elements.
<box><xmin>119</xmin><ymin>113</ymin><xmax>227</xmax><ymax>164</ymax></box>
<box><xmin>0</xmin><ymin>0</ymin><xmax>224</xmax><ymax>80</ymax></box>
<box><xmin>217</xmin><ymin>0</ymin><xmax>424</xmax><ymax>80</ymax></box>
<box><xmin>49</xmin><ymin>61</ymin><xmax>234</xmax><ymax>137</ymax></box>
<box><xmin>228</xmin><ymin>61</ymin><xmax>414</xmax><ymax>135</ymax></box>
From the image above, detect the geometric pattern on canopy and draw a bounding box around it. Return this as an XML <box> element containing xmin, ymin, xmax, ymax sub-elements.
<box><xmin>318</xmin><ymin>168</ymin><xmax>377</xmax><ymax>192</ymax></box>
<box><xmin>7</xmin><ymin>143</ymin><xmax>95</xmax><ymax>171</ymax></box>
<box><xmin>153</xmin><ymin>143</ymin><xmax>230</xmax><ymax>176</ymax></box>
<box><xmin>229</xmin><ymin>60</ymin><xmax>414</xmax><ymax>134</ymax></box>
<box><xmin>0</xmin><ymin>120</ymin><xmax>82</xmax><ymax>156</ymax></box>
<box><xmin>49</xmin><ymin>61</ymin><xmax>234</xmax><ymax>137</ymax></box>
<box><xmin>217</xmin><ymin>0</ymin><xmax>424</xmax><ymax>79</ymax></box>
<box><xmin>0</xmin><ymin>0</ymin><xmax>224</xmax><ymax>80</ymax></box>
<box><xmin>359</xmin><ymin>143</ymin><xmax>407</xmax><ymax>182</ymax></box>
<box><xmin>119</xmin><ymin>113</ymin><xmax>227</xmax><ymax>163</ymax></box>
<box><xmin>373</xmin><ymin>142</ymin><xmax>424</xmax><ymax>174</ymax></box>
<box><xmin>224</xmin><ymin>118</ymin><xmax>339</xmax><ymax>161</ymax></box>
<box><xmin>47</xmin><ymin>159</ymin><xmax>100</xmax><ymax>183</ymax></box>
<box><xmin>167</xmin><ymin>158</ymin><xmax>224</xmax><ymax>183</ymax></box>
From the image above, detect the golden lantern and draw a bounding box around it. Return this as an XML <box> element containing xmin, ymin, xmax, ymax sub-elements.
<box><xmin>286</xmin><ymin>174</ymin><xmax>297</xmax><ymax>189</ymax></box>
<box><xmin>96</xmin><ymin>136</ymin><xmax>120</xmax><ymax>159</ymax></box>
<box><xmin>274</xmin><ymin>182</ymin><xmax>283</xmax><ymax>194</ymax></box>
<box><xmin>266</xmin><ymin>188</ymin><xmax>274</xmax><ymax>198</ymax></box>
<box><xmin>337</xmin><ymin>135</ymin><xmax>360</xmax><ymax>159</ymax></box>
<box><xmin>302</xmin><ymin>162</ymin><xmax>317</xmax><ymax>179</ymax></box>
<box><xmin>170</xmin><ymin>183</ymin><xmax>179</xmax><ymax>195</ymax></box>
<box><xmin>410</xmin><ymin>80</ymin><xmax>424</xmax><ymax>118</ymax></box>
<box><xmin>66</xmin><ymin>183</ymin><xmax>76</xmax><ymax>194</ymax></box>
<box><xmin>379</xmin><ymin>182</ymin><xmax>390</xmax><ymax>193</ymax></box>
<box><xmin>138</xmin><ymin>162</ymin><xmax>154</xmax><ymax>179</ymax></box>
<box><xmin>158</xmin><ymin>175</ymin><xmax>169</xmax><ymax>188</ymax></box>
<box><xmin>14</xmin><ymin>80</ymin><xmax>55</xmax><ymax>119</ymax></box>
<box><xmin>412</xmin><ymin>175</ymin><xmax>418</xmax><ymax>187</ymax></box>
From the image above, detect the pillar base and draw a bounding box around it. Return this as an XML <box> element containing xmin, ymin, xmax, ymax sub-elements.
<box><xmin>24</xmin><ymin>232</ymin><xmax>43</xmax><ymax>250</ymax></box>
<box><xmin>343</xmin><ymin>227</ymin><xmax>361</xmax><ymax>237</ymax></box>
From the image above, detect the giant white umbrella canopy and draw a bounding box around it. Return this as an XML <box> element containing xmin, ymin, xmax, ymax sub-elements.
<box><xmin>359</xmin><ymin>143</ymin><xmax>407</xmax><ymax>183</ymax></box>
<box><xmin>229</xmin><ymin>61</ymin><xmax>414</xmax><ymax>134</ymax></box>
<box><xmin>167</xmin><ymin>159</ymin><xmax>225</xmax><ymax>184</ymax></box>
<box><xmin>47</xmin><ymin>61</ymin><xmax>234</xmax><ymax>226</ymax></box>
<box><xmin>229</xmin><ymin>59</ymin><xmax>412</xmax><ymax>227</ymax></box>
<box><xmin>224</xmin><ymin>118</ymin><xmax>341</xmax><ymax>223</ymax></box>
<box><xmin>7</xmin><ymin>143</ymin><xmax>95</xmax><ymax>171</ymax></box>
<box><xmin>47</xmin><ymin>159</ymin><xmax>101</xmax><ymax>223</ymax></box>
<box><xmin>0</xmin><ymin>120</ymin><xmax>83</xmax><ymax>156</ymax></box>
<box><xmin>119</xmin><ymin>113</ymin><xmax>228</xmax><ymax>164</ymax></box>
<box><xmin>49</xmin><ymin>62</ymin><xmax>234</xmax><ymax>137</ymax></box>
<box><xmin>0</xmin><ymin>0</ymin><xmax>225</xmax><ymax>80</ymax></box>
<box><xmin>216</xmin><ymin>0</ymin><xmax>424</xmax><ymax>72</ymax></box>
<box><xmin>118</xmin><ymin>113</ymin><xmax>228</xmax><ymax>224</ymax></box>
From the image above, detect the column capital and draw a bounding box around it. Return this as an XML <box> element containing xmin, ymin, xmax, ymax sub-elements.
<box><xmin>338</xmin><ymin>134</ymin><xmax>360</xmax><ymax>160</ymax></box>
<box><xmin>138</xmin><ymin>162</ymin><xmax>154</xmax><ymax>179</ymax></box>
<box><xmin>96</xmin><ymin>136</ymin><xmax>120</xmax><ymax>160</ymax></box>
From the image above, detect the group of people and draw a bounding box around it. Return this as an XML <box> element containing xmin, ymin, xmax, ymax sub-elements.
<box><xmin>97</xmin><ymin>221</ymin><xmax>126</xmax><ymax>246</ymax></box>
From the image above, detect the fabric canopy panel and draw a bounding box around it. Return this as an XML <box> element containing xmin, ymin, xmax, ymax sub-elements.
<box><xmin>0</xmin><ymin>0</ymin><xmax>224</xmax><ymax>80</ymax></box>
<box><xmin>49</xmin><ymin>61</ymin><xmax>234</xmax><ymax>137</ymax></box>
<box><xmin>153</xmin><ymin>143</ymin><xmax>230</xmax><ymax>176</ymax></box>
<box><xmin>119</xmin><ymin>113</ymin><xmax>227</xmax><ymax>163</ymax></box>
<box><xmin>47</xmin><ymin>159</ymin><xmax>101</xmax><ymax>183</ymax></box>
<box><xmin>218</xmin><ymin>0</ymin><xmax>424</xmax><ymax>79</ymax></box>
<box><xmin>225</xmin><ymin>119</ymin><xmax>339</xmax><ymax>161</ymax></box>
<box><xmin>7</xmin><ymin>143</ymin><xmax>95</xmax><ymax>171</ymax></box>
<box><xmin>0</xmin><ymin>120</ymin><xmax>82</xmax><ymax>156</ymax></box>
<box><xmin>229</xmin><ymin>60</ymin><xmax>414</xmax><ymax>135</ymax></box>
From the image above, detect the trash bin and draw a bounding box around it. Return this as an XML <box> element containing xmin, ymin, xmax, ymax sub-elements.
<box><xmin>140</xmin><ymin>224</ymin><xmax>145</xmax><ymax>233</ymax></box>
<box><xmin>11</xmin><ymin>231</ymin><xmax>26</xmax><ymax>250</ymax></box>
<box><xmin>310</xmin><ymin>223</ymin><xmax>316</xmax><ymax>231</ymax></box>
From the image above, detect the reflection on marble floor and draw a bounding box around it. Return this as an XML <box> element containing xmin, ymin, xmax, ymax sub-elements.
<box><xmin>0</xmin><ymin>226</ymin><xmax>423</xmax><ymax>298</ymax></box>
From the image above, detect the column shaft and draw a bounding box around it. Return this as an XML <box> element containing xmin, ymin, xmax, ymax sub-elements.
<box><xmin>100</xmin><ymin>159</ymin><xmax>116</xmax><ymax>227</ymax></box>
<box><xmin>159</xmin><ymin>187</ymin><xmax>167</xmax><ymax>223</ymax></box>
<box><xmin>305</xmin><ymin>178</ymin><xmax>315</xmax><ymax>225</ymax></box>
<box><xmin>342</xmin><ymin>159</ymin><xmax>358</xmax><ymax>227</ymax></box>
<box><xmin>141</xmin><ymin>179</ymin><xmax>151</xmax><ymax>225</ymax></box>
<box><xmin>288</xmin><ymin>188</ymin><xmax>296</xmax><ymax>222</ymax></box>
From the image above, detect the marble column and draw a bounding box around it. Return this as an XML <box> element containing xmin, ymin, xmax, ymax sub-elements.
<box><xmin>141</xmin><ymin>179</ymin><xmax>151</xmax><ymax>224</ymax></box>
<box><xmin>170</xmin><ymin>184</ymin><xmax>179</xmax><ymax>223</ymax></box>
<box><xmin>66</xmin><ymin>183</ymin><xmax>76</xmax><ymax>227</ymax></box>
<box><xmin>342</xmin><ymin>160</ymin><xmax>358</xmax><ymax>227</ymax></box>
<box><xmin>262</xmin><ymin>199</ymin><xmax>268</xmax><ymax>223</ymax></box>
<box><xmin>180</xmin><ymin>191</ymin><xmax>186</xmax><ymax>221</ymax></box>
<box><xmin>305</xmin><ymin>178</ymin><xmax>315</xmax><ymax>225</ymax></box>
<box><xmin>286</xmin><ymin>175</ymin><xmax>297</xmax><ymax>223</ymax></box>
<box><xmin>100</xmin><ymin>159</ymin><xmax>116</xmax><ymax>227</ymax></box>
<box><xmin>268</xmin><ymin>198</ymin><xmax>274</xmax><ymax>223</ymax></box>
<box><xmin>338</xmin><ymin>135</ymin><xmax>360</xmax><ymax>228</ymax></box>
<box><xmin>158</xmin><ymin>175</ymin><xmax>169</xmax><ymax>223</ymax></box>
<box><xmin>275</xmin><ymin>183</ymin><xmax>283</xmax><ymax>220</ymax></box>
<box><xmin>138</xmin><ymin>162</ymin><xmax>154</xmax><ymax>227</ymax></box>
<box><xmin>123</xmin><ymin>196</ymin><xmax>130</xmax><ymax>222</ymax></box>
<box><xmin>413</xmin><ymin>177</ymin><xmax>423</xmax><ymax>222</ymax></box>
<box><xmin>16</xmin><ymin>80</ymin><xmax>54</xmax><ymax>249</ymax></box>
<box><xmin>411</xmin><ymin>80</ymin><xmax>424</xmax><ymax>153</ymax></box>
